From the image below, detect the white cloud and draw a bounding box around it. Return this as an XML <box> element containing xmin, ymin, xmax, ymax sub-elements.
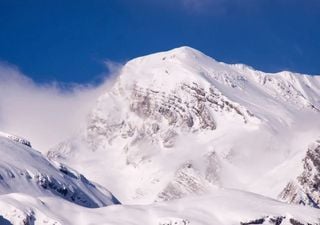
<box><xmin>0</xmin><ymin>62</ymin><xmax>120</xmax><ymax>152</ymax></box>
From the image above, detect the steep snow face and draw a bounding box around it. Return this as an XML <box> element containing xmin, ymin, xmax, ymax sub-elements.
<box><xmin>0</xmin><ymin>189</ymin><xmax>320</xmax><ymax>225</ymax></box>
<box><xmin>49</xmin><ymin>47</ymin><xmax>320</xmax><ymax>205</ymax></box>
<box><xmin>0</xmin><ymin>134</ymin><xmax>119</xmax><ymax>208</ymax></box>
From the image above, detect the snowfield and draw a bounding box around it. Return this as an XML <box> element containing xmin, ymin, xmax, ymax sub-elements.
<box><xmin>1</xmin><ymin>46</ymin><xmax>320</xmax><ymax>224</ymax></box>
<box><xmin>0</xmin><ymin>189</ymin><xmax>320</xmax><ymax>225</ymax></box>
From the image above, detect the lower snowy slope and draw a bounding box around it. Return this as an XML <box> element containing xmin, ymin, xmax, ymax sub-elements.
<box><xmin>0</xmin><ymin>133</ymin><xmax>119</xmax><ymax>208</ymax></box>
<box><xmin>0</xmin><ymin>188</ymin><xmax>319</xmax><ymax>225</ymax></box>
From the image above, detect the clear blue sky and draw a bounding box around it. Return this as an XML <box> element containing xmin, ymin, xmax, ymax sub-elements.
<box><xmin>0</xmin><ymin>0</ymin><xmax>319</xmax><ymax>83</ymax></box>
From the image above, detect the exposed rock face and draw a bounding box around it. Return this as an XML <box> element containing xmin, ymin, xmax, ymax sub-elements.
<box><xmin>157</xmin><ymin>162</ymin><xmax>208</xmax><ymax>201</ymax></box>
<box><xmin>0</xmin><ymin>132</ymin><xmax>32</xmax><ymax>148</ymax></box>
<box><xmin>22</xmin><ymin>212</ymin><xmax>35</xmax><ymax>225</ymax></box>
<box><xmin>279</xmin><ymin>140</ymin><xmax>320</xmax><ymax>208</ymax></box>
<box><xmin>86</xmin><ymin>81</ymin><xmax>254</xmax><ymax>153</ymax></box>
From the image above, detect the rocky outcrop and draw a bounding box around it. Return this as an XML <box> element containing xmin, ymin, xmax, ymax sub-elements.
<box><xmin>0</xmin><ymin>132</ymin><xmax>31</xmax><ymax>148</ymax></box>
<box><xmin>157</xmin><ymin>153</ymin><xmax>221</xmax><ymax>202</ymax></box>
<box><xmin>157</xmin><ymin>162</ymin><xmax>208</xmax><ymax>201</ymax></box>
<box><xmin>279</xmin><ymin>140</ymin><xmax>320</xmax><ymax>208</ymax></box>
<box><xmin>240</xmin><ymin>215</ymin><xmax>320</xmax><ymax>225</ymax></box>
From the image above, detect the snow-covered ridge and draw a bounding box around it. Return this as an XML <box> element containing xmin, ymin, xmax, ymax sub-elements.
<box><xmin>0</xmin><ymin>134</ymin><xmax>119</xmax><ymax>208</ymax></box>
<box><xmin>0</xmin><ymin>131</ymin><xmax>32</xmax><ymax>147</ymax></box>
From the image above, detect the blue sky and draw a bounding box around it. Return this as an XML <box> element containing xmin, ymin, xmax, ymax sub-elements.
<box><xmin>0</xmin><ymin>0</ymin><xmax>320</xmax><ymax>84</ymax></box>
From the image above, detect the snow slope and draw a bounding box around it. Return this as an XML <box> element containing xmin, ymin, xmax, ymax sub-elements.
<box><xmin>0</xmin><ymin>188</ymin><xmax>320</xmax><ymax>225</ymax></box>
<box><xmin>48</xmin><ymin>46</ymin><xmax>320</xmax><ymax>206</ymax></box>
<box><xmin>0</xmin><ymin>133</ymin><xmax>119</xmax><ymax>208</ymax></box>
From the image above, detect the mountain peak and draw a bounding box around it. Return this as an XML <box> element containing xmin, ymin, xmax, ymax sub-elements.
<box><xmin>166</xmin><ymin>46</ymin><xmax>203</xmax><ymax>56</ymax></box>
<box><xmin>126</xmin><ymin>46</ymin><xmax>214</xmax><ymax>69</ymax></box>
<box><xmin>118</xmin><ymin>46</ymin><xmax>222</xmax><ymax>93</ymax></box>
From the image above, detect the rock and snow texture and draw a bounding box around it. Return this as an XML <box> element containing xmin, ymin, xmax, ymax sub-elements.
<box><xmin>48</xmin><ymin>46</ymin><xmax>320</xmax><ymax>206</ymax></box>
<box><xmin>279</xmin><ymin>140</ymin><xmax>320</xmax><ymax>208</ymax></box>
<box><xmin>0</xmin><ymin>134</ymin><xmax>119</xmax><ymax>208</ymax></box>
<box><xmin>0</xmin><ymin>131</ymin><xmax>32</xmax><ymax>148</ymax></box>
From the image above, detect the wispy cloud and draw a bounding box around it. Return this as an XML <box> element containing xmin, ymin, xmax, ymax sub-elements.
<box><xmin>169</xmin><ymin>0</ymin><xmax>262</xmax><ymax>14</ymax></box>
<box><xmin>0</xmin><ymin>61</ymin><xmax>120</xmax><ymax>152</ymax></box>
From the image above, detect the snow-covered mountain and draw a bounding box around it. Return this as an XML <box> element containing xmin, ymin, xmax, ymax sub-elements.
<box><xmin>1</xmin><ymin>46</ymin><xmax>320</xmax><ymax>224</ymax></box>
<box><xmin>0</xmin><ymin>132</ymin><xmax>119</xmax><ymax>208</ymax></box>
<box><xmin>48</xmin><ymin>47</ymin><xmax>320</xmax><ymax>207</ymax></box>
